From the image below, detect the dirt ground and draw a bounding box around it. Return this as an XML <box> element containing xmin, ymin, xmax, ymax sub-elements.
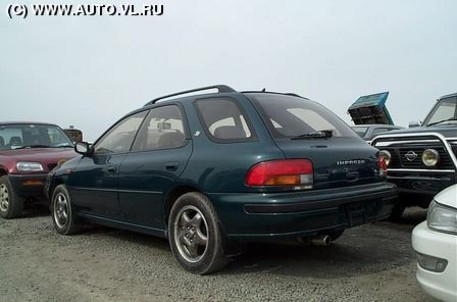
<box><xmin>0</xmin><ymin>206</ymin><xmax>437</xmax><ymax>302</ymax></box>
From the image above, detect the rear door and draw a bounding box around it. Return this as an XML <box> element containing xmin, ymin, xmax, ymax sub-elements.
<box><xmin>118</xmin><ymin>104</ymin><xmax>192</xmax><ymax>230</ymax></box>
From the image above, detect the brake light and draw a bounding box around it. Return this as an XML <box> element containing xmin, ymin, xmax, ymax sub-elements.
<box><xmin>245</xmin><ymin>159</ymin><xmax>313</xmax><ymax>188</ymax></box>
<box><xmin>377</xmin><ymin>156</ymin><xmax>387</xmax><ymax>178</ymax></box>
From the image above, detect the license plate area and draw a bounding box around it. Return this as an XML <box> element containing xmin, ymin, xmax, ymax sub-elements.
<box><xmin>345</xmin><ymin>202</ymin><xmax>367</xmax><ymax>227</ymax></box>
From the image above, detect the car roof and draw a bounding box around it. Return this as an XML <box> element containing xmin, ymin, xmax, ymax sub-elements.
<box><xmin>0</xmin><ymin>121</ymin><xmax>59</xmax><ymax>127</ymax></box>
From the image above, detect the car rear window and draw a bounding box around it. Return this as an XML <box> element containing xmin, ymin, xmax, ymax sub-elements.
<box><xmin>247</xmin><ymin>93</ymin><xmax>357</xmax><ymax>139</ymax></box>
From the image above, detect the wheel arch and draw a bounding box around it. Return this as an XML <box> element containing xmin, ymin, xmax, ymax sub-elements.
<box><xmin>163</xmin><ymin>185</ymin><xmax>201</xmax><ymax>227</ymax></box>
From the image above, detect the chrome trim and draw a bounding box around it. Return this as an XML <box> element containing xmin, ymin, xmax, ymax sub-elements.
<box><xmin>372</xmin><ymin>132</ymin><xmax>457</xmax><ymax>169</ymax></box>
<box><xmin>387</xmin><ymin>168</ymin><xmax>455</xmax><ymax>173</ymax></box>
<box><xmin>374</xmin><ymin>139</ymin><xmax>440</xmax><ymax>147</ymax></box>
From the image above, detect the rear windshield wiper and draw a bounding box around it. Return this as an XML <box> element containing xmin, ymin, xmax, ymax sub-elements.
<box><xmin>291</xmin><ymin>130</ymin><xmax>333</xmax><ymax>140</ymax></box>
<box><xmin>427</xmin><ymin>117</ymin><xmax>457</xmax><ymax>126</ymax></box>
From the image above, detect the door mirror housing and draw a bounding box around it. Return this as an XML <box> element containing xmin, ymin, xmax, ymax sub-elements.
<box><xmin>75</xmin><ymin>142</ymin><xmax>93</xmax><ymax>156</ymax></box>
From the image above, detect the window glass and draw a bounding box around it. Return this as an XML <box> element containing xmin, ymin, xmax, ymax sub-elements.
<box><xmin>247</xmin><ymin>93</ymin><xmax>357</xmax><ymax>138</ymax></box>
<box><xmin>95</xmin><ymin>111</ymin><xmax>147</xmax><ymax>154</ymax></box>
<box><xmin>196</xmin><ymin>99</ymin><xmax>253</xmax><ymax>140</ymax></box>
<box><xmin>133</xmin><ymin>105</ymin><xmax>186</xmax><ymax>151</ymax></box>
<box><xmin>0</xmin><ymin>124</ymin><xmax>72</xmax><ymax>150</ymax></box>
<box><xmin>424</xmin><ymin>97</ymin><xmax>457</xmax><ymax>126</ymax></box>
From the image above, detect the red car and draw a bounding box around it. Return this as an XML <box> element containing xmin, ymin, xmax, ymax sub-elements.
<box><xmin>0</xmin><ymin>122</ymin><xmax>77</xmax><ymax>219</ymax></box>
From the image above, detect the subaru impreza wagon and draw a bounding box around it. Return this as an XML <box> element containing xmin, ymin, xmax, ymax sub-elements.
<box><xmin>46</xmin><ymin>85</ymin><xmax>397</xmax><ymax>274</ymax></box>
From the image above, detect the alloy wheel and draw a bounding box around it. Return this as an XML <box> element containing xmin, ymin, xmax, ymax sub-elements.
<box><xmin>173</xmin><ymin>205</ymin><xmax>209</xmax><ymax>263</ymax></box>
<box><xmin>54</xmin><ymin>192</ymin><xmax>69</xmax><ymax>229</ymax></box>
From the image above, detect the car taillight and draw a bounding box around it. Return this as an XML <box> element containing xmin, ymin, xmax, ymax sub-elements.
<box><xmin>245</xmin><ymin>159</ymin><xmax>313</xmax><ymax>188</ymax></box>
<box><xmin>377</xmin><ymin>156</ymin><xmax>387</xmax><ymax>178</ymax></box>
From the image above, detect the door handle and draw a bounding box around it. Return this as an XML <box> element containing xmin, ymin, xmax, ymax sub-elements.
<box><xmin>106</xmin><ymin>166</ymin><xmax>117</xmax><ymax>174</ymax></box>
<box><xmin>166</xmin><ymin>162</ymin><xmax>179</xmax><ymax>171</ymax></box>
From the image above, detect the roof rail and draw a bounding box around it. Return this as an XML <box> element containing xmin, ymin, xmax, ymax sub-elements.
<box><xmin>144</xmin><ymin>85</ymin><xmax>236</xmax><ymax>106</ymax></box>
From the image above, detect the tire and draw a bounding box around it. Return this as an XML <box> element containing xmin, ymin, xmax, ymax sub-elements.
<box><xmin>0</xmin><ymin>175</ymin><xmax>24</xmax><ymax>219</ymax></box>
<box><xmin>168</xmin><ymin>192</ymin><xmax>228</xmax><ymax>275</ymax></box>
<box><xmin>51</xmin><ymin>184</ymin><xmax>81</xmax><ymax>235</ymax></box>
<box><xmin>389</xmin><ymin>203</ymin><xmax>405</xmax><ymax>222</ymax></box>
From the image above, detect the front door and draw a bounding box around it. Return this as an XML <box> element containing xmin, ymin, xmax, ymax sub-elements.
<box><xmin>68</xmin><ymin>110</ymin><xmax>148</xmax><ymax>219</ymax></box>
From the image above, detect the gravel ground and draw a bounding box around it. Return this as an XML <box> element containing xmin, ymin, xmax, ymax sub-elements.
<box><xmin>0</xmin><ymin>206</ymin><xmax>438</xmax><ymax>302</ymax></box>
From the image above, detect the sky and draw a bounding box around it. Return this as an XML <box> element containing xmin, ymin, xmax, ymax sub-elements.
<box><xmin>1</xmin><ymin>0</ymin><xmax>456</xmax><ymax>141</ymax></box>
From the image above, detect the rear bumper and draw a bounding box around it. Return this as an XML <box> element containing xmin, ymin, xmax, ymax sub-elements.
<box><xmin>9</xmin><ymin>174</ymin><xmax>48</xmax><ymax>200</ymax></box>
<box><xmin>209</xmin><ymin>182</ymin><xmax>397</xmax><ymax>240</ymax></box>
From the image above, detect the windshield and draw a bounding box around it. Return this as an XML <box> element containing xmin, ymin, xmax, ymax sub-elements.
<box><xmin>247</xmin><ymin>93</ymin><xmax>358</xmax><ymax>139</ymax></box>
<box><xmin>423</xmin><ymin>96</ymin><xmax>457</xmax><ymax>127</ymax></box>
<box><xmin>0</xmin><ymin>124</ymin><xmax>73</xmax><ymax>150</ymax></box>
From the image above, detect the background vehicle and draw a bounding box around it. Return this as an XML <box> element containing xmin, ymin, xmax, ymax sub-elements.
<box><xmin>372</xmin><ymin>93</ymin><xmax>457</xmax><ymax>219</ymax></box>
<box><xmin>63</xmin><ymin>126</ymin><xmax>83</xmax><ymax>143</ymax></box>
<box><xmin>412</xmin><ymin>184</ymin><xmax>457</xmax><ymax>302</ymax></box>
<box><xmin>46</xmin><ymin>85</ymin><xmax>397</xmax><ymax>274</ymax></box>
<box><xmin>0</xmin><ymin>122</ymin><xmax>76</xmax><ymax>219</ymax></box>
<box><xmin>351</xmin><ymin>124</ymin><xmax>404</xmax><ymax>142</ymax></box>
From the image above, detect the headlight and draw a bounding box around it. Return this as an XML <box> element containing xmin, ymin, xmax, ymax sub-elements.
<box><xmin>379</xmin><ymin>150</ymin><xmax>391</xmax><ymax>166</ymax></box>
<box><xmin>422</xmin><ymin>149</ymin><xmax>439</xmax><ymax>167</ymax></box>
<box><xmin>16</xmin><ymin>162</ymin><xmax>44</xmax><ymax>172</ymax></box>
<box><xmin>427</xmin><ymin>200</ymin><xmax>457</xmax><ymax>235</ymax></box>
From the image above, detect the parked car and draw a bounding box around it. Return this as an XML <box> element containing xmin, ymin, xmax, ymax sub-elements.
<box><xmin>372</xmin><ymin>93</ymin><xmax>457</xmax><ymax>219</ymax></box>
<box><xmin>412</xmin><ymin>184</ymin><xmax>457</xmax><ymax>302</ymax></box>
<box><xmin>0</xmin><ymin>122</ymin><xmax>77</xmax><ymax>219</ymax></box>
<box><xmin>351</xmin><ymin>124</ymin><xmax>404</xmax><ymax>142</ymax></box>
<box><xmin>46</xmin><ymin>85</ymin><xmax>397</xmax><ymax>274</ymax></box>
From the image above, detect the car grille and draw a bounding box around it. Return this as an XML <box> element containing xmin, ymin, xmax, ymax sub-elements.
<box><xmin>382</xmin><ymin>143</ymin><xmax>454</xmax><ymax>170</ymax></box>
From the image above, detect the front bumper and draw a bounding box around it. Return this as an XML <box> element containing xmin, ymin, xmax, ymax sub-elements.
<box><xmin>387</xmin><ymin>170</ymin><xmax>456</xmax><ymax>199</ymax></box>
<box><xmin>412</xmin><ymin>221</ymin><xmax>457</xmax><ymax>302</ymax></box>
<box><xmin>209</xmin><ymin>182</ymin><xmax>397</xmax><ymax>240</ymax></box>
<box><xmin>9</xmin><ymin>173</ymin><xmax>48</xmax><ymax>199</ymax></box>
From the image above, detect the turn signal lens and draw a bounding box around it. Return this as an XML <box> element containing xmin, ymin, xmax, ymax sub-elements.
<box><xmin>377</xmin><ymin>156</ymin><xmax>387</xmax><ymax>177</ymax></box>
<box><xmin>246</xmin><ymin>159</ymin><xmax>313</xmax><ymax>188</ymax></box>
<box><xmin>422</xmin><ymin>149</ymin><xmax>439</xmax><ymax>167</ymax></box>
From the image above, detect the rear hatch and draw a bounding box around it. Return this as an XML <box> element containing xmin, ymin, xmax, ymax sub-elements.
<box><xmin>246</xmin><ymin>93</ymin><xmax>382</xmax><ymax>190</ymax></box>
<box><xmin>274</xmin><ymin>138</ymin><xmax>380</xmax><ymax>190</ymax></box>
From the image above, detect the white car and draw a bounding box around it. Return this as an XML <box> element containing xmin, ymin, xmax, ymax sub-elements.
<box><xmin>412</xmin><ymin>184</ymin><xmax>457</xmax><ymax>302</ymax></box>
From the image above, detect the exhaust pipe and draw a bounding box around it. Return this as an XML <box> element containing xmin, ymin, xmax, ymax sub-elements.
<box><xmin>311</xmin><ymin>235</ymin><xmax>332</xmax><ymax>246</ymax></box>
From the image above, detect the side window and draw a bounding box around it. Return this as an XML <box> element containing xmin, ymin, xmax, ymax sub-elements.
<box><xmin>95</xmin><ymin>111</ymin><xmax>147</xmax><ymax>154</ymax></box>
<box><xmin>133</xmin><ymin>105</ymin><xmax>186</xmax><ymax>151</ymax></box>
<box><xmin>195</xmin><ymin>98</ymin><xmax>253</xmax><ymax>141</ymax></box>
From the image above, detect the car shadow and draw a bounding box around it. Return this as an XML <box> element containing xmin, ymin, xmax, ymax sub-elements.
<box><xmin>220</xmin><ymin>210</ymin><xmax>427</xmax><ymax>278</ymax></box>
<box><xmin>66</xmin><ymin>207</ymin><xmax>427</xmax><ymax>278</ymax></box>
<box><xmin>19</xmin><ymin>204</ymin><xmax>50</xmax><ymax>219</ymax></box>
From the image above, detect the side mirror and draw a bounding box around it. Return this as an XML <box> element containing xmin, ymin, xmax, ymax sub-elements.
<box><xmin>75</xmin><ymin>142</ymin><xmax>92</xmax><ymax>156</ymax></box>
<box><xmin>408</xmin><ymin>120</ymin><xmax>422</xmax><ymax>128</ymax></box>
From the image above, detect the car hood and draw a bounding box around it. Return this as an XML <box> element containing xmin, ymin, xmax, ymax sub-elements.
<box><xmin>381</xmin><ymin>125</ymin><xmax>457</xmax><ymax>138</ymax></box>
<box><xmin>0</xmin><ymin>148</ymin><xmax>77</xmax><ymax>163</ymax></box>
<box><xmin>434</xmin><ymin>184</ymin><xmax>457</xmax><ymax>210</ymax></box>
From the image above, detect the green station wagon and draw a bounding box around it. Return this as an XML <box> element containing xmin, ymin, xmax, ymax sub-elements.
<box><xmin>46</xmin><ymin>85</ymin><xmax>397</xmax><ymax>274</ymax></box>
